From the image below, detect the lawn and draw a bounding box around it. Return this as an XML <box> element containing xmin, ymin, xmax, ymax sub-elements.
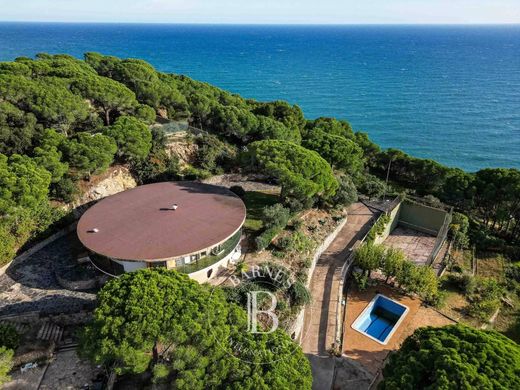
<box><xmin>242</xmin><ymin>191</ymin><xmax>279</xmax><ymax>232</ymax></box>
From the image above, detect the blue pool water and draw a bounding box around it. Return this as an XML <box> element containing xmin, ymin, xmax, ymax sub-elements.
<box><xmin>352</xmin><ymin>294</ymin><xmax>408</xmax><ymax>344</ymax></box>
<box><xmin>0</xmin><ymin>23</ymin><xmax>519</xmax><ymax>171</ymax></box>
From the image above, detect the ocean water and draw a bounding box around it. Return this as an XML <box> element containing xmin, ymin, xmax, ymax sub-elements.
<box><xmin>0</xmin><ymin>23</ymin><xmax>519</xmax><ymax>172</ymax></box>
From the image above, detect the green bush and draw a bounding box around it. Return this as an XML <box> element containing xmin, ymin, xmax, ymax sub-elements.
<box><xmin>467</xmin><ymin>278</ymin><xmax>504</xmax><ymax>321</ymax></box>
<box><xmin>366</xmin><ymin>213</ymin><xmax>390</xmax><ymax>243</ymax></box>
<box><xmin>353</xmin><ymin>243</ymin><xmax>386</xmax><ymax>275</ymax></box>
<box><xmin>353</xmin><ymin>272</ymin><xmax>369</xmax><ymax>291</ymax></box>
<box><xmin>354</xmin><ymin>243</ymin><xmax>439</xmax><ymax>300</ymax></box>
<box><xmin>255</xmin><ymin>262</ymin><xmax>292</xmax><ymax>290</ymax></box>
<box><xmin>506</xmin><ymin>262</ymin><xmax>520</xmax><ymax>283</ymax></box>
<box><xmin>278</xmin><ymin>231</ymin><xmax>314</xmax><ymax>254</ymax></box>
<box><xmin>289</xmin><ymin>281</ymin><xmax>311</xmax><ymax>307</ymax></box>
<box><xmin>51</xmin><ymin>175</ymin><xmax>78</xmax><ymax>203</ymax></box>
<box><xmin>450</xmin><ymin>212</ymin><xmax>470</xmax><ymax>249</ymax></box>
<box><xmin>0</xmin><ymin>347</ymin><xmax>13</xmax><ymax>386</ymax></box>
<box><xmin>0</xmin><ymin>324</ymin><xmax>20</xmax><ymax>350</ymax></box>
<box><xmin>262</xmin><ymin>204</ymin><xmax>291</xmax><ymax>230</ymax></box>
<box><xmin>255</xmin><ymin>227</ymin><xmax>280</xmax><ymax>251</ymax></box>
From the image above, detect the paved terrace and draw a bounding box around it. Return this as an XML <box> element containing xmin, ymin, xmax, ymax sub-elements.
<box><xmin>382</xmin><ymin>226</ymin><xmax>437</xmax><ymax>266</ymax></box>
<box><xmin>302</xmin><ymin>203</ymin><xmax>377</xmax><ymax>356</ymax></box>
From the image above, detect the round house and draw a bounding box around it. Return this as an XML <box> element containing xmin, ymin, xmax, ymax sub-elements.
<box><xmin>77</xmin><ymin>181</ymin><xmax>246</xmax><ymax>283</ymax></box>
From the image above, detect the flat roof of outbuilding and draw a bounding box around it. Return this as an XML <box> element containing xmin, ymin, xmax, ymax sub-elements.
<box><xmin>77</xmin><ymin>181</ymin><xmax>246</xmax><ymax>261</ymax></box>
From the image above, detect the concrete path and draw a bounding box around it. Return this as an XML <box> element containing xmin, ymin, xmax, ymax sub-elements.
<box><xmin>302</xmin><ymin>203</ymin><xmax>377</xmax><ymax>390</ymax></box>
<box><xmin>302</xmin><ymin>203</ymin><xmax>377</xmax><ymax>356</ymax></box>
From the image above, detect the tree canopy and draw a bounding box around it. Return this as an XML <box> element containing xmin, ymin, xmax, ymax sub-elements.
<box><xmin>80</xmin><ymin>268</ymin><xmax>312</xmax><ymax>389</ymax></box>
<box><xmin>104</xmin><ymin>116</ymin><xmax>152</xmax><ymax>161</ymax></box>
<box><xmin>64</xmin><ymin>133</ymin><xmax>116</xmax><ymax>176</ymax></box>
<box><xmin>302</xmin><ymin>128</ymin><xmax>364</xmax><ymax>174</ymax></box>
<box><xmin>71</xmin><ymin>75</ymin><xmax>138</xmax><ymax>125</ymax></box>
<box><xmin>380</xmin><ymin>325</ymin><xmax>520</xmax><ymax>390</ymax></box>
<box><xmin>246</xmin><ymin>140</ymin><xmax>338</xmax><ymax>208</ymax></box>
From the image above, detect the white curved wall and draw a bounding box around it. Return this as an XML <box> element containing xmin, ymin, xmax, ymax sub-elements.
<box><xmin>188</xmin><ymin>244</ymin><xmax>241</xmax><ymax>283</ymax></box>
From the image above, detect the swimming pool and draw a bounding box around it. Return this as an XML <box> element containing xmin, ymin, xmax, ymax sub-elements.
<box><xmin>351</xmin><ymin>294</ymin><xmax>409</xmax><ymax>345</ymax></box>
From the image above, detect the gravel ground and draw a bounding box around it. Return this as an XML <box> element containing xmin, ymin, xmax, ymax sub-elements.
<box><xmin>0</xmin><ymin>234</ymin><xmax>97</xmax><ymax>317</ymax></box>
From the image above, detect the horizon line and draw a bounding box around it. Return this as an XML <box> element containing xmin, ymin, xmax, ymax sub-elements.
<box><xmin>0</xmin><ymin>20</ymin><xmax>519</xmax><ymax>26</ymax></box>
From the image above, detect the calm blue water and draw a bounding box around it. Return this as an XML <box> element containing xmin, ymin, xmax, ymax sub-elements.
<box><xmin>0</xmin><ymin>23</ymin><xmax>519</xmax><ymax>171</ymax></box>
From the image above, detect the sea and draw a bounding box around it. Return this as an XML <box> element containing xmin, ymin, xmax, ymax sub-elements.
<box><xmin>0</xmin><ymin>23</ymin><xmax>519</xmax><ymax>172</ymax></box>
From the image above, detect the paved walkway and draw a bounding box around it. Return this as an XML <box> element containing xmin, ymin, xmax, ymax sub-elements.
<box><xmin>302</xmin><ymin>203</ymin><xmax>377</xmax><ymax>356</ymax></box>
<box><xmin>0</xmin><ymin>234</ymin><xmax>96</xmax><ymax>317</ymax></box>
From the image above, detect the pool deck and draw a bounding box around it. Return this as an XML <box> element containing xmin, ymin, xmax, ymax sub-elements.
<box><xmin>343</xmin><ymin>282</ymin><xmax>455</xmax><ymax>375</ymax></box>
<box><xmin>382</xmin><ymin>226</ymin><xmax>436</xmax><ymax>266</ymax></box>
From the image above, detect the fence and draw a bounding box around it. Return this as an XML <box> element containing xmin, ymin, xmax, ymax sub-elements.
<box><xmin>426</xmin><ymin>208</ymin><xmax>453</xmax><ymax>266</ymax></box>
<box><xmin>334</xmin><ymin>211</ymin><xmax>383</xmax><ymax>349</ymax></box>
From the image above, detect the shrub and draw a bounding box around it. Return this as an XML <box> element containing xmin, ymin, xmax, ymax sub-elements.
<box><xmin>262</xmin><ymin>204</ymin><xmax>291</xmax><ymax>230</ymax></box>
<box><xmin>506</xmin><ymin>262</ymin><xmax>520</xmax><ymax>283</ymax></box>
<box><xmin>366</xmin><ymin>213</ymin><xmax>390</xmax><ymax>243</ymax></box>
<box><xmin>255</xmin><ymin>262</ymin><xmax>292</xmax><ymax>290</ymax></box>
<box><xmin>0</xmin><ymin>324</ymin><xmax>20</xmax><ymax>350</ymax></box>
<box><xmin>0</xmin><ymin>347</ymin><xmax>13</xmax><ymax>386</ymax></box>
<box><xmin>353</xmin><ymin>272</ymin><xmax>369</xmax><ymax>291</ymax></box>
<box><xmin>357</xmin><ymin>174</ymin><xmax>386</xmax><ymax>200</ymax></box>
<box><xmin>229</xmin><ymin>185</ymin><xmax>246</xmax><ymax>198</ymax></box>
<box><xmin>51</xmin><ymin>175</ymin><xmax>78</xmax><ymax>203</ymax></box>
<box><xmin>450</xmin><ymin>212</ymin><xmax>470</xmax><ymax>249</ymax></box>
<box><xmin>289</xmin><ymin>281</ymin><xmax>311</xmax><ymax>307</ymax></box>
<box><xmin>331</xmin><ymin>174</ymin><xmax>358</xmax><ymax>207</ymax></box>
<box><xmin>295</xmin><ymin>269</ymin><xmax>309</xmax><ymax>284</ymax></box>
<box><xmin>383</xmin><ymin>247</ymin><xmax>405</xmax><ymax>283</ymax></box>
<box><xmin>279</xmin><ymin>231</ymin><xmax>314</xmax><ymax>254</ymax></box>
<box><xmin>467</xmin><ymin>278</ymin><xmax>504</xmax><ymax>321</ymax></box>
<box><xmin>255</xmin><ymin>227</ymin><xmax>280</xmax><ymax>251</ymax></box>
<box><xmin>353</xmin><ymin>243</ymin><xmax>386</xmax><ymax>275</ymax></box>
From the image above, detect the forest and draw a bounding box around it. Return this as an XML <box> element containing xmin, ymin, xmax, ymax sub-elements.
<box><xmin>0</xmin><ymin>52</ymin><xmax>519</xmax><ymax>267</ymax></box>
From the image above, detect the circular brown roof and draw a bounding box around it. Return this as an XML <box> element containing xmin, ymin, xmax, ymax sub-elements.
<box><xmin>77</xmin><ymin>181</ymin><xmax>246</xmax><ymax>261</ymax></box>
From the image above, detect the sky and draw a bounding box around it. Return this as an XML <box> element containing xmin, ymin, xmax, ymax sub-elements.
<box><xmin>0</xmin><ymin>0</ymin><xmax>519</xmax><ymax>24</ymax></box>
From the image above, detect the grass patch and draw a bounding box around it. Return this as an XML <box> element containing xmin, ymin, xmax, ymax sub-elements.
<box><xmin>476</xmin><ymin>252</ymin><xmax>505</xmax><ymax>280</ymax></box>
<box><xmin>243</xmin><ymin>191</ymin><xmax>279</xmax><ymax>232</ymax></box>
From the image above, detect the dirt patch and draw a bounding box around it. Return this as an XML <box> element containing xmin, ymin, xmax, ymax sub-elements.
<box><xmin>39</xmin><ymin>349</ymin><xmax>103</xmax><ymax>390</ymax></box>
<box><xmin>343</xmin><ymin>282</ymin><xmax>455</xmax><ymax>375</ymax></box>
